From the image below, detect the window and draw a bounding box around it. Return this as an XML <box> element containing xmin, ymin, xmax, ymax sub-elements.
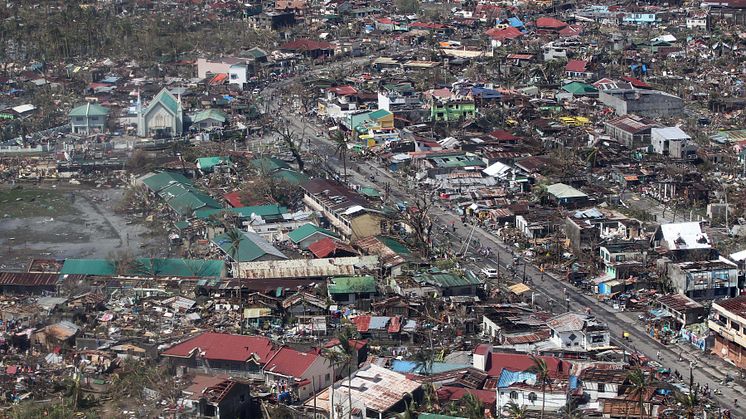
<box><xmin>325</xmin><ymin>373</ymin><xmax>331</xmax><ymax>383</ymax></box>
<box><xmin>615</xmin><ymin>255</ymin><xmax>625</xmax><ymax>262</ymax></box>
<box><xmin>528</xmin><ymin>392</ymin><xmax>537</xmax><ymax>402</ymax></box>
<box><xmin>732</xmin><ymin>323</ymin><xmax>741</xmax><ymax>332</ymax></box>
<box><xmin>598</xmin><ymin>383</ymin><xmax>606</xmax><ymax>392</ymax></box>
<box><xmin>510</xmin><ymin>391</ymin><xmax>518</xmax><ymax>400</ymax></box>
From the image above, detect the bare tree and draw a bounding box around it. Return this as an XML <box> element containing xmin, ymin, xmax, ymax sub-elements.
<box><xmin>401</xmin><ymin>190</ymin><xmax>436</xmax><ymax>258</ymax></box>
<box><xmin>272</xmin><ymin>120</ymin><xmax>305</xmax><ymax>172</ymax></box>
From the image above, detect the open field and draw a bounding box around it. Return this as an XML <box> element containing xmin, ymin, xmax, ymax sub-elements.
<box><xmin>0</xmin><ymin>184</ymin><xmax>165</xmax><ymax>271</ymax></box>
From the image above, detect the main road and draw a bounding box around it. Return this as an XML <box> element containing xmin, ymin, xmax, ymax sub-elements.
<box><xmin>259</xmin><ymin>68</ymin><xmax>744</xmax><ymax>416</ymax></box>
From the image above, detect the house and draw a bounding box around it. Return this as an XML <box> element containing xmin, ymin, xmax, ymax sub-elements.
<box><xmin>604</xmin><ymin>114</ymin><xmax>658</xmax><ymax>148</ymax></box>
<box><xmin>686</xmin><ymin>12</ymin><xmax>709</xmax><ymax>30</ymax></box>
<box><xmin>709</xmin><ymin>296</ymin><xmax>746</xmax><ymax>369</ymax></box>
<box><xmin>546</xmin><ymin>183</ymin><xmax>589</xmax><ymax>207</ymax></box>
<box><xmin>546</xmin><ymin>312</ymin><xmax>611</xmax><ymax>351</ymax></box>
<box><xmin>657</xmin><ymin>293</ymin><xmax>706</xmax><ymax>327</ymax></box>
<box><xmin>0</xmin><ymin>272</ymin><xmax>68</xmax><ymax>294</ymax></box>
<box><xmin>213</xmin><ymin>230</ymin><xmax>287</xmax><ymax>262</ymax></box>
<box><xmin>280</xmin><ymin>39</ymin><xmax>334</xmax><ymax>58</ymax></box>
<box><xmin>651</xmin><ymin>127</ymin><xmax>697</xmax><ymax>160</ymax></box>
<box><xmin>196</xmin><ymin>57</ymin><xmax>254</xmax><ymax>90</ymax></box>
<box><xmin>472</xmin><ymin>346</ymin><xmax>573</xmax><ymax>415</ymax></box>
<box><xmin>354</xmin><ymin>235</ymin><xmax>415</xmax><ymax>276</ymax></box>
<box><xmin>287</xmin><ymin>223</ymin><xmax>339</xmax><ymax>250</ymax></box>
<box><xmin>262</xmin><ymin>346</ymin><xmax>332</xmax><ymax>401</ymax></box>
<box><xmin>137</xmin><ymin>88</ymin><xmax>184</xmax><ymax>138</ymax></box>
<box><xmin>579</xmin><ymin>368</ymin><xmax>628</xmax><ymax>403</ymax></box>
<box><xmin>565</xmin><ymin>60</ymin><xmax>594</xmax><ymax>79</ymax></box>
<box><xmin>161</xmin><ymin>332</ymin><xmax>275</xmax><ymax>377</ymax></box>
<box><xmin>351</xmin><ymin>315</ymin><xmax>414</xmax><ymax>342</ymax></box>
<box><xmin>196</xmin><ymin>156</ymin><xmax>232</xmax><ymax>173</ymax></box>
<box><xmin>413</xmin><ymin>270</ymin><xmax>481</xmax><ymax>297</ymax></box>
<box><xmin>535</xmin><ymin>17</ymin><xmax>568</xmax><ymax>30</ymax></box>
<box><xmin>598</xmin><ymin>241</ymin><xmax>647</xmax><ymax>281</ymax></box>
<box><xmin>179</xmin><ymin>375</ymin><xmax>251</xmax><ymax>419</ymax></box>
<box><xmin>307</xmin><ymin>237</ymin><xmax>358</xmax><ymax>258</ymax></box>
<box><xmin>304</xmin><ymin>363</ymin><xmax>422</xmax><ymax>419</ymax></box>
<box><xmin>599</xmin><ymin>89</ymin><xmax>683</xmax><ymax>117</ymax></box>
<box><xmin>248</xmin><ymin>12</ymin><xmax>296</xmax><ymax>31</ymax></box>
<box><xmin>623</xmin><ymin>12</ymin><xmax>658</xmax><ymax>25</ymax></box>
<box><xmin>666</xmin><ymin>258</ymin><xmax>738</xmax><ymax>300</ymax></box>
<box><xmin>192</xmin><ymin>109</ymin><xmax>228</xmax><ymax>130</ymax></box>
<box><xmin>69</xmin><ymin>103</ymin><xmax>109</xmax><ymax>134</ymax></box>
<box><xmin>282</xmin><ymin>292</ymin><xmax>328</xmax><ymax>317</ymax></box>
<box><xmin>651</xmin><ymin>222</ymin><xmax>713</xmax><ymax>261</ymax></box>
<box><xmin>516</xmin><ymin>210</ymin><xmax>559</xmax><ymax>240</ymax></box>
<box><xmin>327</xmin><ymin>275</ymin><xmax>378</xmax><ymax>305</ymax></box>
<box><xmin>301</xmin><ymin>179</ymin><xmax>384</xmax><ymax>240</ymax></box>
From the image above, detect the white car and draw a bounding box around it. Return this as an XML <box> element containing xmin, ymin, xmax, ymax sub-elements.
<box><xmin>481</xmin><ymin>268</ymin><xmax>498</xmax><ymax>279</ymax></box>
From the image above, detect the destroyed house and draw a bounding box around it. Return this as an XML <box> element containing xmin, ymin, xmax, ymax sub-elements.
<box><xmin>302</xmin><ymin>179</ymin><xmax>383</xmax><ymax>240</ymax></box>
<box><xmin>161</xmin><ymin>332</ymin><xmax>275</xmax><ymax>376</ymax></box>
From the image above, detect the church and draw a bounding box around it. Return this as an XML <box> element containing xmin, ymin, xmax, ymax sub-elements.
<box><xmin>137</xmin><ymin>88</ymin><xmax>183</xmax><ymax>138</ymax></box>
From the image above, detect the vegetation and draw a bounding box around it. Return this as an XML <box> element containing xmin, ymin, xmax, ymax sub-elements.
<box><xmin>528</xmin><ymin>355</ymin><xmax>551</xmax><ymax>419</ymax></box>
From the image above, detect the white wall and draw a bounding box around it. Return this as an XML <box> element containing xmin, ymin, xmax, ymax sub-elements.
<box><xmin>498</xmin><ymin>388</ymin><xmax>567</xmax><ymax>413</ymax></box>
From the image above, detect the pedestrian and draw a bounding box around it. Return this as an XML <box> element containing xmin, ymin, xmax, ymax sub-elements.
<box><xmin>656</xmin><ymin>350</ymin><xmax>661</xmax><ymax>359</ymax></box>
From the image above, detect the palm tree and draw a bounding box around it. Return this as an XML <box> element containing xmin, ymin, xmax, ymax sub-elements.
<box><xmin>674</xmin><ymin>391</ymin><xmax>699</xmax><ymax>419</ymax></box>
<box><xmin>224</xmin><ymin>228</ymin><xmax>244</xmax><ymax>262</ymax></box>
<box><xmin>322</xmin><ymin>348</ymin><xmax>344</xmax><ymax>419</ymax></box>
<box><xmin>626</xmin><ymin>367</ymin><xmax>653</xmax><ymax>419</ymax></box>
<box><xmin>331</xmin><ymin>130</ymin><xmax>350</xmax><ymax>182</ymax></box>
<box><xmin>460</xmin><ymin>393</ymin><xmax>484</xmax><ymax>419</ymax></box>
<box><xmin>528</xmin><ymin>355</ymin><xmax>551</xmax><ymax>419</ymax></box>
<box><xmin>413</xmin><ymin>347</ymin><xmax>434</xmax><ymax>376</ymax></box>
<box><xmin>335</xmin><ymin>328</ymin><xmax>357</xmax><ymax>419</ymax></box>
<box><xmin>396</xmin><ymin>399</ymin><xmax>418</xmax><ymax>419</ymax></box>
<box><xmin>504</xmin><ymin>400</ymin><xmax>528</xmax><ymax>418</ymax></box>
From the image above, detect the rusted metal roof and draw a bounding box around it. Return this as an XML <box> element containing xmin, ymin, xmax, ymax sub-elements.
<box><xmin>0</xmin><ymin>272</ymin><xmax>72</xmax><ymax>287</ymax></box>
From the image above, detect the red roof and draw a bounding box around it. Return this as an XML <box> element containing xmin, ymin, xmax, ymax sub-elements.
<box><xmin>328</xmin><ymin>85</ymin><xmax>358</xmax><ymax>96</ymax></box>
<box><xmin>224</xmin><ymin>191</ymin><xmax>246</xmax><ymax>208</ymax></box>
<box><xmin>559</xmin><ymin>25</ymin><xmax>582</xmax><ymax>37</ymax></box>
<box><xmin>210</xmin><ymin>73</ymin><xmax>228</xmax><ymax>85</ymax></box>
<box><xmin>263</xmin><ymin>346</ymin><xmax>320</xmax><ymax>378</ymax></box>
<box><xmin>280</xmin><ymin>39</ymin><xmax>334</xmax><ymax>51</ymax></box>
<box><xmin>485</xmin><ymin>26</ymin><xmax>523</xmax><ymax>41</ymax></box>
<box><xmin>308</xmin><ymin>237</ymin><xmax>357</xmax><ymax>258</ymax></box>
<box><xmin>474</xmin><ymin>343</ymin><xmax>491</xmax><ymax>356</ymax></box>
<box><xmin>621</xmin><ymin>76</ymin><xmax>651</xmax><ymax>89</ymax></box>
<box><xmin>161</xmin><ymin>332</ymin><xmax>274</xmax><ymax>363</ymax></box>
<box><xmin>535</xmin><ymin>17</ymin><xmax>567</xmax><ymax>29</ymax></box>
<box><xmin>388</xmin><ymin>316</ymin><xmax>401</xmax><ymax>333</ymax></box>
<box><xmin>352</xmin><ymin>315</ymin><xmax>371</xmax><ymax>333</ymax></box>
<box><xmin>485</xmin><ymin>352</ymin><xmax>570</xmax><ymax>378</ymax></box>
<box><xmin>565</xmin><ymin>59</ymin><xmax>589</xmax><ymax>73</ymax></box>
<box><xmin>378</xmin><ymin>17</ymin><xmax>393</xmax><ymax>24</ymax></box>
<box><xmin>323</xmin><ymin>338</ymin><xmax>368</xmax><ymax>350</ymax></box>
<box><xmin>488</xmin><ymin>129</ymin><xmax>520</xmax><ymax>142</ymax></box>
<box><xmin>437</xmin><ymin>386</ymin><xmax>497</xmax><ymax>406</ymax></box>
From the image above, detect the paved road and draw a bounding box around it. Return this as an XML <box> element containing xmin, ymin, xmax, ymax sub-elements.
<box><xmin>262</xmin><ymin>76</ymin><xmax>745</xmax><ymax>415</ymax></box>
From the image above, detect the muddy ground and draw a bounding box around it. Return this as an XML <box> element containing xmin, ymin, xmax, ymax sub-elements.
<box><xmin>0</xmin><ymin>183</ymin><xmax>165</xmax><ymax>271</ymax></box>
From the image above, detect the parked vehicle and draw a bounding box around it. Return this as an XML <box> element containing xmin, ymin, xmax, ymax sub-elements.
<box><xmin>481</xmin><ymin>268</ymin><xmax>498</xmax><ymax>279</ymax></box>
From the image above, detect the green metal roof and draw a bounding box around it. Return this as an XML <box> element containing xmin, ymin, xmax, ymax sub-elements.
<box><xmin>251</xmin><ymin>157</ymin><xmax>291</xmax><ymax>172</ymax></box>
<box><xmin>69</xmin><ymin>103</ymin><xmax>109</xmax><ymax>117</ymax></box>
<box><xmin>151</xmin><ymin>88</ymin><xmax>180</xmax><ymax>114</ymax></box>
<box><xmin>287</xmin><ymin>223</ymin><xmax>338</xmax><ymax>244</ymax></box>
<box><xmin>60</xmin><ymin>259</ymin><xmax>116</xmax><ymax>276</ymax></box>
<box><xmin>561</xmin><ymin>82</ymin><xmax>598</xmax><ymax>95</ymax></box>
<box><xmin>417</xmin><ymin>271</ymin><xmax>481</xmax><ymax>288</ymax></box>
<box><xmin>213</xmin><ymin>230</ymin><xmax>287</xmax><ymax>262</ymax></box>
<box><xmin>141</xmin><ymin>171</ymin><xmax>192</xmax><ymax>192</ymax></box>
<box><xmin>377</xmin><ymin>235</ymin><xmax>411</xmax><ymax>255</ymax></box>
<box><xmin>358</xmin><ymin>187</ymin><xmax>381</xmax><ymax>198</ymax></box>
<box><xmin>368</xmin><ymin>109</ymin><xmax>392</xmax><ymax>120</ymax></box>
<box><xmin>272</xmin><ymin>169</ymin><xmax>310</xmax><ymax>186</ymax></box>
<box><xmin>328</xmin><ymin>275</ymin><xmax>377</xmax><ymax>294</ymax></box>
<box><xmin>193</xmin><ymin>109</ymin><xmax>227</xmax><ymax>124</ymax></box>
<box><xmin>546</xmin><ymin>182</ymin><xmax>588</xmax><ymax>199</ymax></box>
<box><xmin>196</xmin><ymin>156</ymin><xmax>231</xmax><ymax>171</ymax></box>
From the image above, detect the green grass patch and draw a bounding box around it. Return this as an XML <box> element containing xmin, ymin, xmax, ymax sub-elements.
<box><xmin>0</xmin><ymin>187</ymin><xmax>75</xmax><ymax>218</ymax></box>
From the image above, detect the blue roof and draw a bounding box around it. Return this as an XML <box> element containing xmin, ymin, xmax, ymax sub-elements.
<box><xmin>391</xmin><ymin>360</ymin><xmax>472</xmax><ymax>374</ymax></box>
<box><xmin>508</xmin><ymin>17</ymin><xmax>524</xmax><ymax>27</ymax></box>
<box><xmin>391</xmin><ymin>360</ymin><xmax>418</xmax><ymax>373</ymax></box>
<box><xmin>498</xmin><ymin>369</ymin><xmax>536</xmax><ymax>388</ymax></box>
<box><xmin>471</xmin><ymin>87</ymin><xmax>502</xmax><ymax>99</ymax></box>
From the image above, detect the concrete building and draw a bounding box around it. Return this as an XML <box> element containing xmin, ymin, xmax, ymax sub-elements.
<box><xmin>546</xmin><ymin>312</ymin><xmax>611</xmax><ymax>351</ymax></box>
<box><xmin>301</xmin><ymin>179</ymin><xmax>383</xmax><ymax>240</ymax></box>
<box><xmin>69</xmin><ymin>103</ymin><xmax>109</xmax><ymax>134</ymax></box>
<box><xmin>709</xmin><ymin>296</ymin><xmax>746</xmax><ymax>369</ymax></box>
<box><xmin>599</xmin><ymin>89</ymin><xmax>683</xmax><ymax>117</ymax></box>
<box><xmin>651</xmin><ymin>127</ymin><xmax>697</xmax><ymax>160</ymax></box>
<box><xmin>604</xmin><ymin>114</ymin><xmax>658</xmax><ymax>148</ymax></box>
<box><xmin>666</xmin><ymin>258</ymin><xmax>738</xmax><ymax>300</ymax></box>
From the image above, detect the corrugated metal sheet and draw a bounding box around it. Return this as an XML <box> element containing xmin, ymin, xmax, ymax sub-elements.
<box><xmin>235</xmin><ymin>256</ymin><xmax>378</xmax><ymax>279</ymax></box>
<box><xmin>0</xmin><ymin>272</ymin><xmax>71</xmax><ymax>287</ymax></box>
